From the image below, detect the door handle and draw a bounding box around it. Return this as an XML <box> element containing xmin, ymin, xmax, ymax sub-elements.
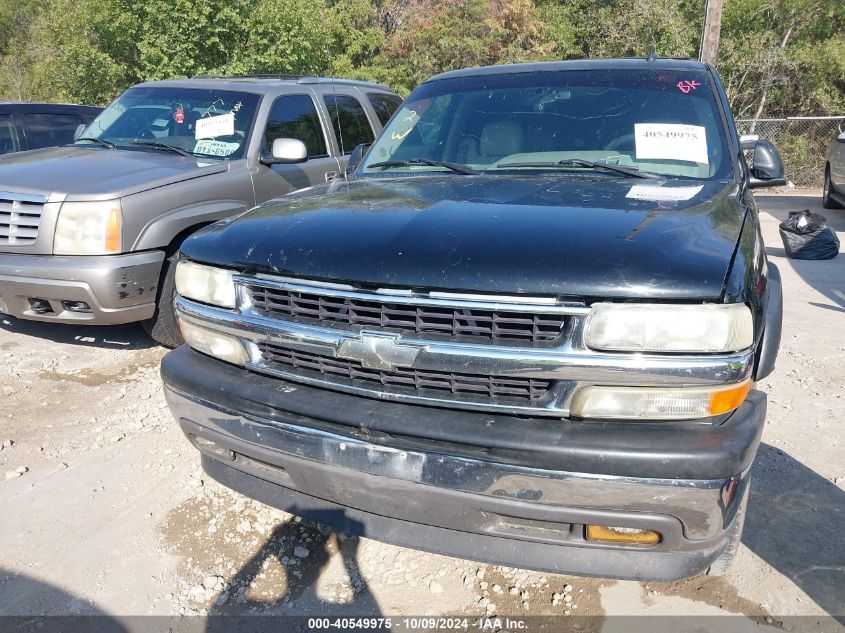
<box><xmin>325</xmin><ymin>171</ymin><xmax>339</xmax><ymax>182</ymax></box>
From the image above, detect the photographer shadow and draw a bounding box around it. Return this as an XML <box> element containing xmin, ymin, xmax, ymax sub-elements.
<box><xmin>205</xmin><ymin>508</ymin><xmax>382</xmax><ymax>630</ymax></box>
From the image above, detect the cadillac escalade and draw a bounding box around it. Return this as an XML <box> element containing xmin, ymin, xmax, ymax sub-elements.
<box><xmin>161</xmin><ymin>58</ymin><xmax>785</xmax><ymax>580</ymax></box>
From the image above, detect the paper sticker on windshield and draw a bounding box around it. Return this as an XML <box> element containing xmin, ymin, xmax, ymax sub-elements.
<box><xmin>634</xmin><ymin>123</ymin><xmax>708</xmax><ymax>164</ymax></box>
<box><xmin>194</xmin><ymin>139</ymin><xmax>239</xmax><ymax>157</ymax></box>
<box><xmin>626</xmin><ymin>184</ymin><xmax>703</xmax><ymax>202</ymax></box>
<box><xmin>195</xmin><ymin>112</ymin><xmax>235</xmax><ymax>139</ymax></box>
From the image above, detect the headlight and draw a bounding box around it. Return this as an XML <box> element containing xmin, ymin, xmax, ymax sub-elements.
<box><xmin>570</xmin><ymin>380</ymin><xmax>751</xmax><ymax>420</ymax></box>
<box><xmin>53</xmin><ymin>200</ymin><xmax>122</xmax><ymax>255</ymax></box>
<box><xmin>179</xmin><ymin>320</ymin><xmax>247</xmax><ymax>365</ymax></box>
<box><xmin>585</xmin><ymin>303</ymin><xmax>753</xmax><ymax>353</ymax></box>
<box><xmin>175</xmin><ymin>260</ymin><xmax>236</xmax><ymax>308</ymax></box>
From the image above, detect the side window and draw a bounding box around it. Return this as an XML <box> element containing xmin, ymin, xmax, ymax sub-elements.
<box><xmin>21</xmin><ymin>113</ymin><xmax>83</xmax><ymax>150</ymax></box>
<box><xmin>264</xmin><ymin>95</ymin><xmax>328</xmax><ymax>158</ymax></box>
<box><xmin>0</xmin><ymin>114</ymin><xmax>21</xmax><ymax>154</ymax></box>
<box><xmin>323</xmin><ymin>94</ymin><xmax>375</xmax><ymax>154</ymax></box>
<box><xmin>366</xmin><ymin>93</ymin><xmax>403</xmax><ymax>126</ymax></box>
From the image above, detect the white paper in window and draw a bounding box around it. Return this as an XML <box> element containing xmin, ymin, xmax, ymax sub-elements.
<box><xmin>634</xmin><ymin>123</ymin><xmax>708</xmax><ymax>165</ymax></box>
<box><xmin>195</xmin><ymin>112</ymin><xmax>235</xmax><ymax>139</ymax></box>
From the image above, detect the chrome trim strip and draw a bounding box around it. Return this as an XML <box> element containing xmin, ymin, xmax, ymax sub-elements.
<box><xmin>176</xmin><ymin>296</ymin><xmax>754</xmax><ymax>386</ymax></box>
<box><xmin>165</xmin><ymin>385</ymin><xmax>744</xmax><ymax>540</ymax></box>
<box><xmin>0</xmin><ymin>191</ymin><xmax>49</xmax><ymax>204</ymax></box>
<box><xmin>234</xmin><ymin>274</ymin><xmax>590</xmax><ymax>315</ymax></box>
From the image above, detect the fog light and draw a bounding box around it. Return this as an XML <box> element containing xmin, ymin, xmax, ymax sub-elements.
<box><xmin>62</xmin><ymin>300</ymin><xmax>92</xmax><ymax>313</ymax></box>
<box><xmin>179</xmin><ymin>320</ymin><xmax>247</xmax><ymax>365</ymax></box>
<box><xmin>586</xmin><ymin>525</ymin><xmax>661</xmax><ymax>545</ymax></box>
<box><xmin>27</xmin><ymin>298</ymin><xmax>53</xmax><ymax>314</ymax></box>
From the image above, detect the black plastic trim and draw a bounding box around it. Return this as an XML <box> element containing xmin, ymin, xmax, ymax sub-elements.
<box><xmin>755</xmin><ymin>262</ymin><xmax>783</xmax><ymax>380</ymax></box>
<box><xmin>161</xmin><ymin>346</ymin><xmax>766</xmax><ymax>480</ymax></box>
<box><xmin>201</xmin><ymin>453</ymin><xmax>728</xmax><ymax>581</ymax></box>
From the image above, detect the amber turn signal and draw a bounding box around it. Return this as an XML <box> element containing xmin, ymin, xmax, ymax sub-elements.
<box><xmin>104</xmin><ymin>207</ymin><xmax>122</xmax><ymax>253</ymax></box>
<box><xmin>586</xmin><ymin>525</ymin><xmax>661</xmax><ymax>545</ymax></box>
<box><xmin>709</xmin><ymin>379</ymin><xmax>751</xmax><ymax>416</ymax></box>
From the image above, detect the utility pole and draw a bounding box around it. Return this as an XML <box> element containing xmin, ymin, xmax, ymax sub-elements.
<box><xmin>699</xmin><ymin>0</ymin><xmax>724</xmax><ymax>65</ymax></box>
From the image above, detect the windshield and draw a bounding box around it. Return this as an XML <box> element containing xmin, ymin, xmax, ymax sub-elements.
<box><xmin>361</xmin><ymin>69</ymin><xmax>732</xmax><ymax>180</ymax></box>
<box><xmin>78</xmin><ymin>87</ymin><xmax>260</xmax><ymax>159</ymax></box>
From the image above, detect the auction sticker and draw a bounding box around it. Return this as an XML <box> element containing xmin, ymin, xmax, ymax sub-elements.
<box><xmin>195</xmin><ymin>112</ymin><xmax>235</xmax><ymax>139</ymax></box>
<box><xmin>634</xmin><ymin>123</ymin><xmax>708</xmax><ymax>164</ymax></box>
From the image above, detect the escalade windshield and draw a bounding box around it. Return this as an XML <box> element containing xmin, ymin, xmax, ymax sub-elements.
<box><xmin>362</xmin><ymin>69</ymin><xmax>733</xmax><ymax>180</ymax></box>
<box><xmin>77</xmin><ymin>87</ymin><xmax>260</xmax><ymax>159</ymax></box>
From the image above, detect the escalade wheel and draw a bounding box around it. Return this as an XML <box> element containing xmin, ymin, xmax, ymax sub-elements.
<box><xmin>141</xmin><ymin>250</ymin><xmax>183</xmax><ymax>348</ymax></box>
<box><xmin>706</xmin><ymin>485</ymin><xmax>749</xmax><ymax>576</ymax></box>
<box><xmin>823</xmin><ymin>167</ymin><xmax>843</xmax><ymax>209</ymax></box>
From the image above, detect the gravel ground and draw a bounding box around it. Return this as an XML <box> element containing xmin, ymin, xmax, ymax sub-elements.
<box><xmin>0</xmin><ymin>193</ymin><xmax>843</xmax><ymax>631</ymax></box>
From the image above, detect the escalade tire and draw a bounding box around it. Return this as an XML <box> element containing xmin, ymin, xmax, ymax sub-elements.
<box><xmin>706</xmin><ymin>485</ymin><xmax>749</xmax><ymax>576</ymax></box>
<box><xmin>823</xmin><ymin>167</ymin><xmax>843</xmax><ymax>209</ymax></box>
<box><xmin>141</xmin><ymin>249</ymin><xmax>183</xmax><ymax>349</ymax></box>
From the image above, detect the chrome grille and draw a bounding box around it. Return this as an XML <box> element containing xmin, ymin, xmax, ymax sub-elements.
<box><xmin>258</xmin><ymin>342</ymin><xmax>552</xmax><ymax>407</ymax></box>
<box><xmin>247</xmin><ymin>285</ymin><xmax>568</xmax><ymax>346</ymax></box>
<box><xmin>0</xmin><ymin>193</ymin><xmax>46</xmax><ymax>247</ymax></box>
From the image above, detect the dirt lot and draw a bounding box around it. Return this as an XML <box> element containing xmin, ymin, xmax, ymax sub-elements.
<box><xmin>1</xmin><ymin>193</ymin><xmax>843</xmax><ymax>631</ymax></box>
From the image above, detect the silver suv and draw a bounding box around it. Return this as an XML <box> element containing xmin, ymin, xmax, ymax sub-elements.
<box><xmin>0</xmin><ymin>76</ymin><xmax>401</xmax><ymax>346</ymax></box>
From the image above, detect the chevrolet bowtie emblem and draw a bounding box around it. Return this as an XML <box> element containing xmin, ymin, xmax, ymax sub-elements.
<box><xmin>336</xmin><ymin>332</ymin><xmax>421</xmax><ymax>371</ymax></box>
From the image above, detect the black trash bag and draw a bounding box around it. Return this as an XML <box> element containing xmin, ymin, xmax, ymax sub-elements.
<box><xmin>778</xmin><ymin>210</ymin><xmax>840</xmax><ymax>260</ymax></box>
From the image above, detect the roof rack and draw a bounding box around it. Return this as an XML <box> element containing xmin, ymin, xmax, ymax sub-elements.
<box><xmin>188</xmin><ymin>74</ymin><xmax>388</xmax><ymax>88</ymax></box>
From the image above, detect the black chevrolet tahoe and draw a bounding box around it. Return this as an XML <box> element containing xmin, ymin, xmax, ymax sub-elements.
<box><xmin>161</xmin><ymin>58</ymin><xmax>786</xmax><ymax>581</ymax></box>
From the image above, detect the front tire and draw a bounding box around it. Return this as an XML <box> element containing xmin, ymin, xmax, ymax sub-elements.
<box><xmin>141</xmin><ymin>249</ymin><xmax>183</xmax><ymax>348</ymax></box>
<box><xmin>823</xmin><ymin>166</ymin><xmax>843</xmax><ymax>209</ymax></box>
<box><xmin>706</xmin><ymin>485</ymin><xmax>749</xmax><ymax>576</ymax></box>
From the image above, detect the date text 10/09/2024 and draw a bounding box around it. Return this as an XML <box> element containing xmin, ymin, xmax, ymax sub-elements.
<box><xmin>307</xmin><ymin>617</ymin><xmax>530</xmax><ymax>630</ymax></box>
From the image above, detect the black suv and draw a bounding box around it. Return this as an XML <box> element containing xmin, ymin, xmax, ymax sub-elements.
<box><xmin>0</xmin><ymin>102</ymin><xmax>101</xmax><ymax>155</ymax></box>
<box><xmin>161</xmin><ymin>59</ymin><xmax>785</xmax><ymax>581</ymax></box>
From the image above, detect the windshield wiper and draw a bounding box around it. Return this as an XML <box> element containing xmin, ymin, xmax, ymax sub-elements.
<box><xmin>130</xmin><ymin>141</ymin><xmax>191</xmax><ymax>157</ymax></box>
<box><xmin>367</xmin><ymin>158</ymin><xmax>481</xmax><ymax>175</ymax></box>
<box><xmin>498</xmin><ymin>159</ymin><xmax>660</xmax><ymax>179</ymax></box>
<box><xmin>74</xmin><ymin>137</ymin><xmax>116</xmax><ymax>149</ymax></box>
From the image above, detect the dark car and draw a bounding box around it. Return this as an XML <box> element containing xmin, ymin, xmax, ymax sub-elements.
<box><xmin>0</xmin><ymin>102</ymin><xmax>101</xmax><ymax>155</ymax></box>
<box><xmin>161</xmin><ymin>58</ymin><xmax>785</xmax><ymax>581</ymax></box>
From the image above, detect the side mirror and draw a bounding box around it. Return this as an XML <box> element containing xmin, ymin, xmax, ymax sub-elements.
<box><xmin>345</xmin><ymin>143</ymin><xmax>371</xmax><ymax>175</ymax></box>
<box><xmin>748</xmin><ymin>139</ymin><xmax>787</xmax><ymax>189</ymax></box>
<box><xmin>261</xmin><ymin>138</ymin><xmax>307</xmax><ymax>165</ymax></box>
<box><xmin>73</xmin><ymin>123</ymin><xmax>86</xmax><ymax>141</ymax></box>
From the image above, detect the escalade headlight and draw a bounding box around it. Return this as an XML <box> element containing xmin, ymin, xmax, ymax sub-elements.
<box><xmin>585</xmin><ymin>303</ymin><xmax>753</xmax><ymax>353</ymax></box>
<box><xmin>175</xmin><ymin>260</ymin><xmax>237</xmax><ymax>308</ymax></box>
<box><xmin>53</xmin><ymin>200</ymin><xmax>122</xmax><ymax>255</ymax></box>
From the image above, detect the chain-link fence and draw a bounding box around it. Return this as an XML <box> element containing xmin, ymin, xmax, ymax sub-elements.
<box><xmin>735</xmin><ymin>116</ymin><xmax>845</xmax><ymax>188</ymax></box>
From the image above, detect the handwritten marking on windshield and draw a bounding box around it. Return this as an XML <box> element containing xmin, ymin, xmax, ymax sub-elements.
<box><xmin>677</xmin><ymin>80</ymin><xmax>701</xmax><ymax>94</ymax></box>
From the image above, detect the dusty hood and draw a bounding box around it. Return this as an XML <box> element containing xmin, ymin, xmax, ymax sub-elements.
<box><xmin>182</xmin><ymin>175</ymin><xmax>746</xmax><ymax>300</ymax></box>
<box><xmin>0</xmin><ymin>146</ymin><xmax>229</xmax><ymax>199</ymax></box>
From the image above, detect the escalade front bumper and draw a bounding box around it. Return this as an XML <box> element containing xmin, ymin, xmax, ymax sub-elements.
<box><xmin>162</xmin><ymin>346</ymin><xmax>766</xmax><ymax>581</ymax></box>
<box><xmin>0</xmin><ymin>251</ymin><xmax>164</xmax><ymax>324</ymax></box>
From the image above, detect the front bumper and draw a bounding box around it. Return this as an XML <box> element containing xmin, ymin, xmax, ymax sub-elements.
<box><xmin>162</xmin><ymin>346</ymin><xmax>766</xmax><ymax>581</ymax></box>
<box><xmin>0</xmin><ymin>251</ymin><xmax>164</xmax><ymax>324</ymax></box>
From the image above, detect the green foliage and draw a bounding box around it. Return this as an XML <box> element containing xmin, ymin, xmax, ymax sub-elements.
<box><xmin>0</xmin><ymin>0</ymin><xmax>841</xmax><ymax>119</ymax></box>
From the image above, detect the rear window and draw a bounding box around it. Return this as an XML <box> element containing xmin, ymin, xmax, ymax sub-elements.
<box><xmin>323</xmin><ymin>94</ymin><xmax>375</xmax><ymax>154</ymax></box>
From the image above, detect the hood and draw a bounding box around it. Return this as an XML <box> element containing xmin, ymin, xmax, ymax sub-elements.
<box><xmin>182</xmin><ymin>175</ymin><xmax>746</xmax><ymax>300</ymax></box>
<box><xmin>0</xmin><ymin>146</ymin><xmax>229</xmax><ymax>199</ymax></box>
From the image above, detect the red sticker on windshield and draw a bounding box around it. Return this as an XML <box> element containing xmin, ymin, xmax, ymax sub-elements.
<box><xmin>677</xmin><ymin>80</ymin><xmax>701</xmax><ymax>94</ymax></box>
